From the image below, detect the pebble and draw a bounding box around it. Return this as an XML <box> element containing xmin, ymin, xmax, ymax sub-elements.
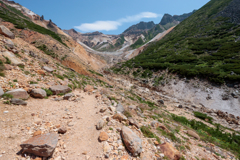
<box><xmin>3</xmin><ymin>111</ymin><xmax>8</xmax><ymax>113</ymax></box>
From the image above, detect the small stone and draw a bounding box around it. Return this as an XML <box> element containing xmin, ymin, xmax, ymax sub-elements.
<box><xmin>58</xmin><ymin>127</ymin><xmax>67</xmax><ymax>134</ymax></box>
<box><xmin>99</xmin><ymin>131</ymin><xmax>109</xmax><ymax>142</ymax></box>
<box><xmin>103</xmin><ymin>142</ymin><xmax>111</xmax><ymax>153</ymax></box>
<box><xmin>33</xmin><ymin>130</ymin><xmax>42</xmax><ymax>137</ymax></box>
<box><xmin>96</xmin><ymin>119</ymin><xmax>104</xmax><ymax>130</ymax></box>
<box><xmin>100</xmin><ymin>107</ymin><xmax>107</xmax><ymax>113</ymax></box>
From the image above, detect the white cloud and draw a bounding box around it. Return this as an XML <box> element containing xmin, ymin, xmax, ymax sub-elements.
<box><xmin>74</xmin><ymin>12</ymin><xmax>162</xmax><ymax>32</ymax></box>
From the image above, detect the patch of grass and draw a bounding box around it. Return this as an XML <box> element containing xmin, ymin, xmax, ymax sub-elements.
<box><xmin>194</xmin><ymin>111</ymin><xmax>213</xmax><ymax>123</ymax></box>
<box><xmin>123</xmin><ymin>111</ymin><xmax>132</xmax><ymax>118</ymax></box>
<box><xmin>4</xmin><ymin>57</ymin><xmax>11</xmax><ymax>64</ymax></box>
<box><xmin>24</xmin><ymin>71</ymin><xmax>30</xmax><ymax>75</ymax></box>
<box><xmin>37</xmin><ymin>44</ymin><xmax>58</xmax><ymax>58</ymax></box>
<box><xmin>18</xmin><ymin>64</ymin><xmax>25</xmax><ymax>69</ymax></box>
<box><xmin>89</xmin><ymin>70</ymin><xmax>103</xmax><ymax>77</ymax></box>
<box><xmin>140</xmin><ymin>126</ymin><xmax>161</xmax><ymax>143</ymax></box>
<box><xmin>172</xmin><ymin>114</ymin><xmax>240</xmax><ymax>157</ymax></box>
<box><xmin>13</xmin><ymin>79</ymin><xmax>18</xmax><ymax>82</ymax></box>
<box><xmin>29</xmin><ymin>81</ymin><xmax>38</xmax><ymax>84</ymax></box>
<box><xmin>2</xmin><ymin>93</ymin><xmax>13</xmax><ymax>100</ymax></box>
<box><xmin>42</xmin><ymin>88</ymin><xmax>53</xmax><ymax>97</ymax></box>
<box><xmin>55</xmin><ymin>74</ymin><xmax>64</xmax><ymax>80</ymax></box>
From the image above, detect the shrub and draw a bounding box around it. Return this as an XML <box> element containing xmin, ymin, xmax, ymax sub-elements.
<box><xmin>42</xmin><ymin>88</ymin><xmax>53</xmax><ymax>97</ymax></box>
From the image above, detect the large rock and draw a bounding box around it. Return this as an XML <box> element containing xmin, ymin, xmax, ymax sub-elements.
<box><xmin>6</xmin><ymin>88</ymin><xmax>29</xmax><ymax>99</ymax></box>
<box><xmin>0</xmin><ymin>25</ymin><xmax>15</xmax><ymax>39</ymax></box>
<box><xmin>187</xmin><ymin>130</ymin><xmax>200</xmax><ymax>140</ymax></box>
<box><xmin>43</xmin><ymin>66</ymin><xmax>54</xmax><ymax>72</ymax></box>
<box><xmin>159</xmin><ymin>142</ymin><xmax>181</xmax><ymax>160</ymax></box>
<box><xmin>20</xmin><ymin>133</ymin><xmax>58</xmax><ymax>157</ymax></box>
<box><xmin>30</xmin><ymin>89</ymin><xmax>46</xmax><ymax>98</ymax></box>
<box><xmin>0</xmin><ymin>87</ymin><xmax>4</xmax><ymax>97</ymax></box>
<box><xmin>10</xmin><ymin>98</ymin><xmax>27</xmax><ymax>105</ymax></box>
<box><xmin>49</xmin><ymin>85</ymin><xmax>72</xmax><ymax>95</ymax></box>
<box><xmin>1</xmin><ymin>51</ymin><xmax>24</xmax><ymax>66</ymax></box>
<box><xmin>121</xmin><ymin>126</ymin><xmax>142</xmax><ymax>157</ymax></box>
<box><xmin>116</xmin><ymin>103</ymin><xmax>125</xmax><ymax>113</ymax></box>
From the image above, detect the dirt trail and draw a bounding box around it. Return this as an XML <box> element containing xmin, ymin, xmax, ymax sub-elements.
<box><xmin>0</xmin><ymin>90</ymin><xmax>104</xmax><ymax>160</ymax></box>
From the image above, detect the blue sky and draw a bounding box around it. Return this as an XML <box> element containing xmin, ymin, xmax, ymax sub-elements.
<box><xmin>14</xmin><ymin>0</ymin><xmax>210</xmax><ymax>34</ymax></box>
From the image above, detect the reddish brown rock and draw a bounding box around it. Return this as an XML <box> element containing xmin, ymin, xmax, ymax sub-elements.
<box><xmin>20</xmin><ymin>133</ymin><xmax>58</xmax><ymax>157</ymax></box>
<box><xmin>37</xmin><ymin>70</ymin><xmax>45</xmax><ymax>75</ymax></box>
<box><xmin>159</xmin><ymin>142</ymin><xmax>181</xmax><ymax>160</ymax></box>
<box><xmin>99</xmin><ymin>131</ymin><xmax>109</xmax><ymax>142</ymax></box>
<box><xmin>112</xmin><ymin>113</ymin><xmax>127</xmax><ymax>122</ymax></box>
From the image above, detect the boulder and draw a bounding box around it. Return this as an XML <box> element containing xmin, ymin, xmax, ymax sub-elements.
<box><xmin>0</xmin><ymin>25</ymin><xmax>15</xmax><ymax>39</ymax></box>
<box><xmin>116</xmin><ymin>103</ymin><xmax>125</xmax><ymax>113</ymax></box>
<box><xmin>84</xmin><ymin>85</ymin><xmax>94</xmax><ymax>92</ymax></box>
<box><xmin>96</xmin><ymin>119</ymin><xmax>105</xmax><ymax>130</ymax></box>
<box><xmin>10</xmin><ymin>98</ymin><xmax>27</xmax><ymax>105</ymax></box>
<box><xmin>63</xmin><ymin>93</ymin><xmax>74</xmax><ymax>100</ymax></box>
<box><xmin>6</xmin><ymin>88</ymin><xmax>29</xmax><ymax>99</ymax></box>
<box><xmin>159</xmin><ymin>142</ymin><xmax>181</xmax><ymax>160</ymax></box>
<box><xmin>43</xmin><ymin>66</ymin><xmax>54</xmax><ymax>73</ymax></box>
<box><xmin>99</xmin><ymin>131</ymin><xmax>109</xmax><ymax>142</ymax></box>
<box><xmin>30</xmin><ymin>89</ymin><xmax>46</xmax><ymax>99</ymax></box>
<box><xmin>0</xmin><ymin>87</ymin><xmax>4</xmax><ymax>96</ymax></box>
<box><xmin>49</xmin><ymin>85</ymin><xmax>72</xmax><ymax>95</ymax></box>
<box><xmin>121</xmin><ymin>126</ymin><xmax>142</xmax><ymax>157</ymax></box>
<box><xmin>1</xmin><ymin>51</ymin><xmax>24</xmax><ymax>66</ymax></box>
<box><xmin>20</xmin><ymin>133</ymin><xmax>58</xmax><ymax>157</ymax></box>
<box><xmin>187</xmin><ymin>130</ymin><xmax>200</xmax><ymax>140</ymax></box>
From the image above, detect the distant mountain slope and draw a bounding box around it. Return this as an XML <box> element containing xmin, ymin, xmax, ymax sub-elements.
<box><xmin>123</xmin><ymin>21</ymin><xmax>155</xmax><ymax>35</ymax></box>
<box><xmin>113</xmin><ymin>0</ymin><xmax>240</xmax><ymax>85</ymax></box>
<box><xmin>65</xmin><ymin>11</ymin><xmax>194</xmax><ymax>52</ymax></box>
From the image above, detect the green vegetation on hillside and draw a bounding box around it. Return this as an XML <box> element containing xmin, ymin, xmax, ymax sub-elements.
<box><xmin>0</xmin><ymin>2</ymin><xmax>67</xmax><ymax>46</ymax></box>
<box><xmin>130</xmin><ymin>37</ymin><xmax>144</xmax><ymax>49</ymax></box>
<box><xmin>114</xmin><ymin>35</ymin><xmax>125</xmax><ymax>48</ymax></box>
<box><xmin>113</xmin><ymin>0</ymin><xmax>240</xmax><ymax>84</ymax></box>
<box><xmin>172</xmin><ymin>114</ymin><xmax>240</xmax><ymax>158</ymax></box>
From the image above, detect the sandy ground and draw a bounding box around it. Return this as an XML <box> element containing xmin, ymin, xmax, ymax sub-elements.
<box><xmin>0</xmin><ymin>90</ymin><xmax>104</xmax><ymax>160</ymax></box>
